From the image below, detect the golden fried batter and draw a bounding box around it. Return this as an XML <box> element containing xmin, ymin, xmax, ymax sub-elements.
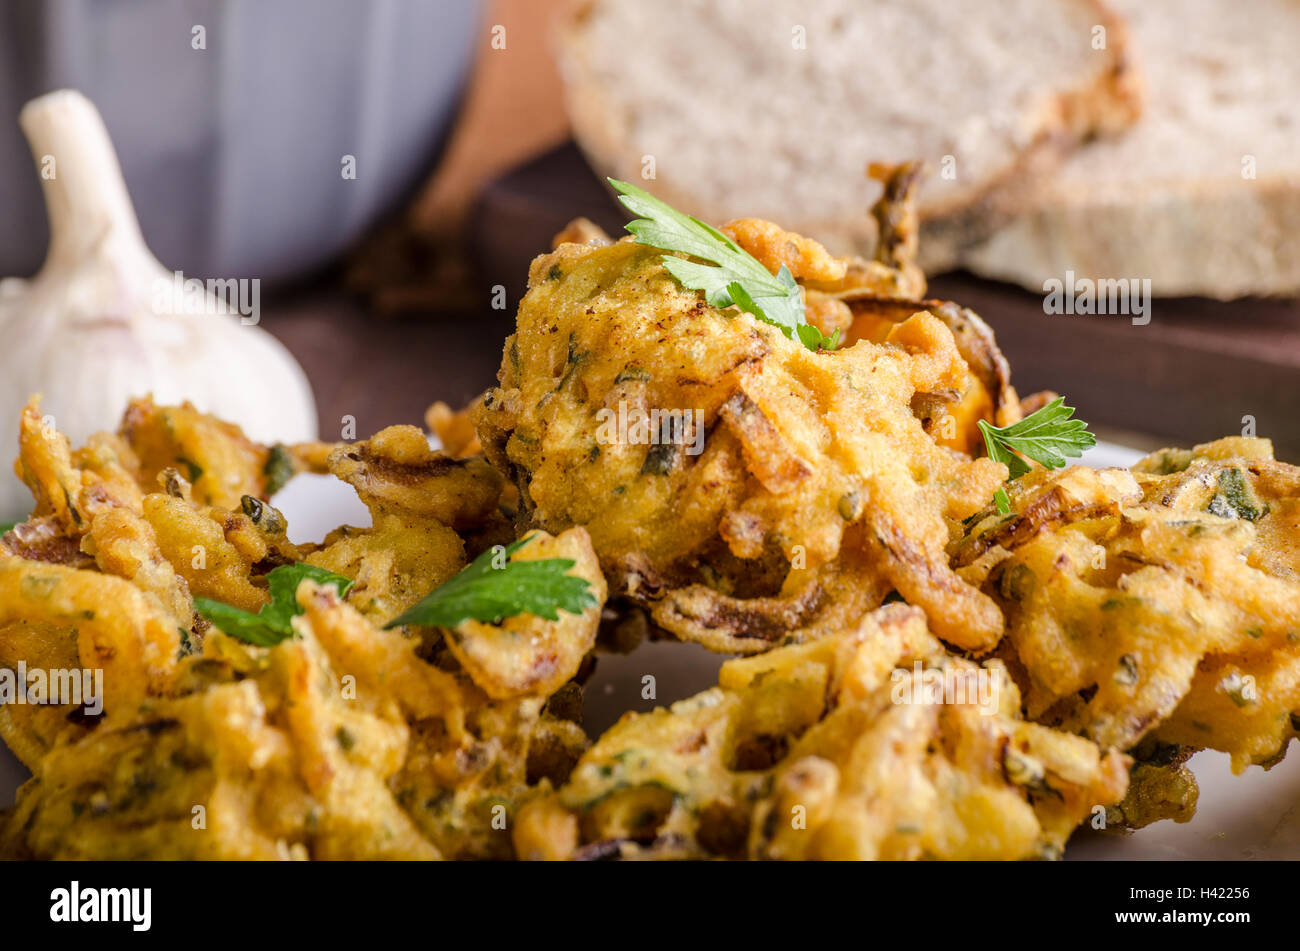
<box><xmin>1</xmin><ymin>581</ymin><xmax>583</xmax><ymax>859</ymax></box>
<box><xmin>443</xmin><ymin>529</ymin><xmax>607</xmax><ymax>700</ymax></box>
<box><xmin>426</xmin><ymin>400</ymin><xmax>484</xmax><ymax>459</ymax></box>
<box><xmin>954</xmin><ymin>439</ymin><xmax>1300</xmax><ymax>772</ymax></box>
<box><xmin>0</xmin><ymin>404</ymin><xmax>606</xmax><ymax>859</ymax></box>
<box><xmin>473</xmin><ymin>237</ymin><xmax>1008</xmax><ymax>653</ymax></box>
<box><xmin>119</xmin><ymin>396</ymin><xmax>297</xmax><ymax>510</ymax></box>
<box><xmin>513</xmin><ymin>604</ymin><xmax>1128</xmax><ymax>860</ymax></box>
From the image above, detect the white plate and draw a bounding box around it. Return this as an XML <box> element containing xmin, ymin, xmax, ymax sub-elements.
<box><xmin>7</xmin><ymin>441</ymin><xmax>1296</xmax><ymax>859</ymax></box>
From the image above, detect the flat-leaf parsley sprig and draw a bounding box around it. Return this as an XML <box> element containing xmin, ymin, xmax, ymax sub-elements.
<box><xmin>384</xmin><ymin>535</ymin><xmax>597</xmax><ymax>630</ymax></box>
<box><xmin>977</xmin><ymin>397</ymin><xmax>1096</xmax><ymax>514</ymax></box>
<box><xmin>608</xmin><ymin>178</ymin><xmax>839</xmax><ymax>352</ymax></box>
<box><xmin>194</xmin><ymin>562</ymin><xmax>354</xmax><ymax>646</ymax></box>
<box><xmin>196</xmin><ymin>538</ymin><xmax>597</xmax><ymax>646</ymax></box>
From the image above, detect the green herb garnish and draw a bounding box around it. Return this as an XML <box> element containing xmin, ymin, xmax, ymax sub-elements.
<box><xmin>0</xmin><ymin>521</ymin><xmax>16</xmax><ymax>535</ymax></box>
<box><xmin>177</xmin><ymin>457</ymin><xmax>203</xmax><ymax>484</ymax></box>
<box><xmin>1207</xmin><ymin>468</ymin><xmax>1266</xmax><ymax>522</ymax></box>
<box><xmin>194</xmin><ymin>562</ymin><xmax>353</xmax><ymax>646</ymax></box>
<box><xmin>263</xmin><ymin>444</ymin><xmax>295</xmax><ymax>496</ymax></box>
<box><xmin>384</xmin><ymin>535</ymin><xmax>597</xmax><ymax>630</ymax></box>
<box><xmin>609</xmin><ymin>178</ymin><xmax>839</xmax><ymax>352</ymax></box>
<box><xmin>978</xmin><ymin>398</ymin><xmax>1096</xmax><ymax>514</ymax></box>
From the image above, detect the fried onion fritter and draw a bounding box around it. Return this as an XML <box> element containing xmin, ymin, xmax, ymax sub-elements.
<box><xmin>1102</xmin><ymin>739</ymin><xmax>1199</xmax><ymax>832</ymax></box>
<box><xmin>953</xmin><ymin>438</ymin><xmax>1300</xmax><ymax>773</ymax></box>
<box><xmin>473</xmin><ymin>236</ymin><xmax>1009</xmax><ymax>653</ymax></box>
<box><xmin>0</xmin><ymin>581</ymin><xmax>578</xmax><ymax>859</ymax></box>
<box><xmin>0</xmin><ymin>404</ymin><xmax>607</xmax><ymax>859</ymax></box>
<box><xmin>512</xmin><ymin>604</ymin><xmax>1128</xmax><ymax>860</ymax></box>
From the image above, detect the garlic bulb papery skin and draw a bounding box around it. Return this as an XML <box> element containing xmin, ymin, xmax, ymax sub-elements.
<box><xmin>0</xmin><ymin>90</ymin><xmax>318</xmax><ymax>519</ymax></box>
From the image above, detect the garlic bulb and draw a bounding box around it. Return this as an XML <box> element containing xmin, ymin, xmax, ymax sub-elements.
<box><xmin>0</xmin><ymin>90</ymin><xmax>317</xmax><ymax>518</ymax></box>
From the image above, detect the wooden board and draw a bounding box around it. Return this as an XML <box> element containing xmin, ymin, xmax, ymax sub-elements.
<box><xmin>470</xmin><ymin>143</ymin><xmax>1300</xmax><ymax>460</ymax></box>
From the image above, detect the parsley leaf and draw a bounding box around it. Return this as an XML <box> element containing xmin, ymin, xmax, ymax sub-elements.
<box><xmin>1207</xmin><ymin>467</ymin><xmax>1266</xmax><ymax>522</ymax></box>
<box><xmin>384</xmin><ymin>535</ymin><xmax>598</xmax><ymax>630</ymax></box>
<box><xmin>262</xmin><ymin>444</ymin><xmax>295</xmax><ymax>496</ymax></box>
<box><xmin>977</xmin><ymin>398</ymin><xmax>1096</xmax><ymax>514</ymax></box>
<box><xmin>992</xmin><ymin>487</ymin><xmax>1013</xmax><ymax>515</ymax></box>
<box><xmin>0</xmin><ymin>521</ymin><xmax>16</xmax><ymax>535</ymax></box>
<box><xmin>194</xmin><ymin>563</ymin><xmax>354</xmax><ymax>646</ymax></box>
<box><xmin>609</xmin><ymin>178</ymin><xmax>838</xmax><ymax>352</ymax></box>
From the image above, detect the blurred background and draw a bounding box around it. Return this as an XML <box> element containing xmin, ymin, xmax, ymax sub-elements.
<box><xmin>0</xmin><ymin>0</ymin><xmax>1296</xmax><ymax>461</ymax></box>
<box><xmin>0</xmin><ymin>0</ymin><xmax>593</xmax><ymax>445</ymax></box>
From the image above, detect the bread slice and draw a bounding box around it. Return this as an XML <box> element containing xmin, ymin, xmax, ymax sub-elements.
<box><xmin>558</xmin><ymin>0</ymin><xmax>1139</xmax><ymax>267</ymax></box>
<box><xmin>960</xmin><ymin>0</ymin><xmax>1300</xmax><ymax>299</ymax></box>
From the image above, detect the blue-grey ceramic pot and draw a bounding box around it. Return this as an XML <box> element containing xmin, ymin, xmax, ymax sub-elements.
<box><xmin>0</xmin><ymin>0</ymin><xmax>480</xmax><ymax>283</ymax></box>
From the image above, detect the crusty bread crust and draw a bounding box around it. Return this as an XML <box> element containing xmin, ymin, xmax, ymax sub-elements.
<box><xmin>558</xmin><ymin>0</ymin><xmax>1141</xmax><ymax>264</ymax></box>
<box><xmin>959</xmin><ymin>0</ymin><xmax>1300</xmax><ymax>298</ymax></box>
<box><xmin>963</xmin><ymin>176</ymin><xmax>1300</xmax><ymax>299</ymax></box>
<box><xmin>920</xmin><ymin>6</ymin><xmax>1141</xmax><ymax>270</ymax></box>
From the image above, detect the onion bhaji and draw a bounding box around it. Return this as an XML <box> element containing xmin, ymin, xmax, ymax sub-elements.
<box><xmin>472</xmin><ymin>213</ymin><xmax>1015</xmax><ymax>655</ymax></box>
<box><xmin>953</xmin><ymin>438</ymin><xmax>1300</xmax><ymax>776</ymax></box>
<box><xmin>0</xmin><ymin>399</ymin><xmax>605</xmax><ymax>859</ymax></box>
<box><xmin>512</xmin><ymin>604</ymin><xmax>1128</xmax><ymax>860</ymax></box>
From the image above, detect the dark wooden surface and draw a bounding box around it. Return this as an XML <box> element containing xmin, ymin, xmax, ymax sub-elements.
<box><xmin>262</xmin><ymin>285</ymin><xmax>512</xmax><ymax>441</ymax></box>
<box><xmin>265</xmin><ymin>142</ymin><xmax>1300</xmax><ymax>460</ymax></box>
<box><xmin>927</xmin><ymin>277</ymin><xmax>1300</xmax><ymax>461</ymax></box>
